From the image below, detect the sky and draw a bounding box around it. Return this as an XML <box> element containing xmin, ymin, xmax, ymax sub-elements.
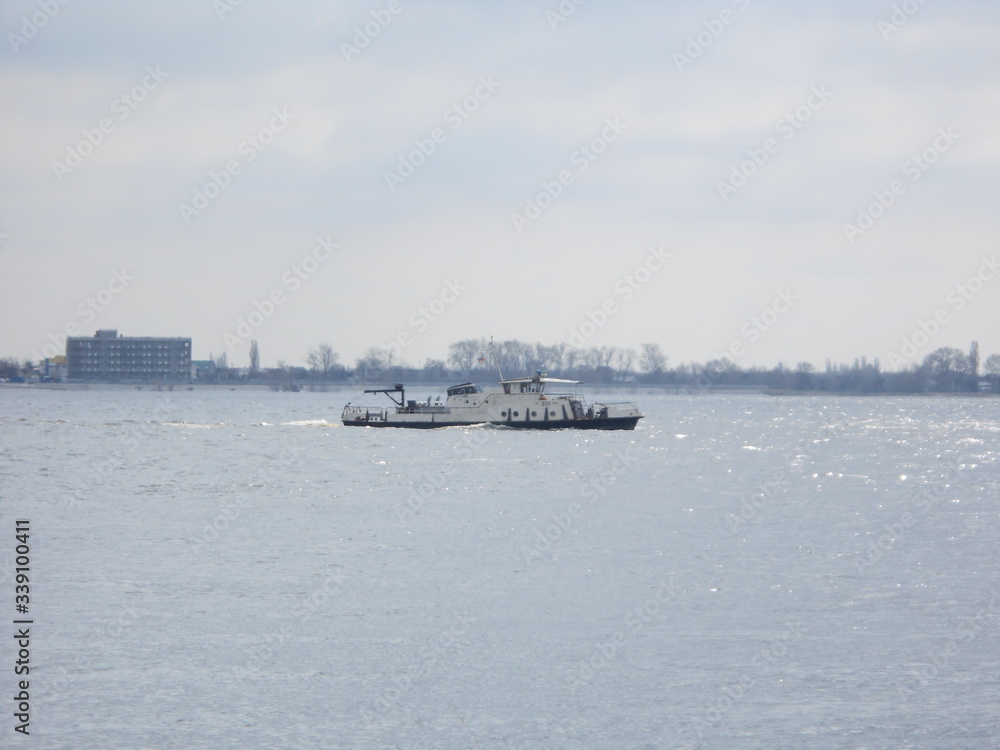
<box><xmin>1</xmin><ymin>0</ymin><xmax>998</xmax><ymax>372</ymax></box>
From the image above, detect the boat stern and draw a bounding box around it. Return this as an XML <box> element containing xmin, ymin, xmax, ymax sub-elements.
<box><xmin>593</xmin><ymin>400</ymin><xmax>643</xmax><ymax>429</ymax></box>
<box><xmin>342</xmin><ymin>404</ymin><xmax>386</xmax><ymax>425</ymax></box>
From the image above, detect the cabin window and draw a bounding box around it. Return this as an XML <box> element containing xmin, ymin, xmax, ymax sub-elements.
<box><xmin>513</xmin><ymin>411</ymin><xmax>519</xmax><ymax>417</ymax></box>
<box><xmin>447</xmin><ymin>383</ymin><xmax>481</xmax><ymax>397</ymax></box>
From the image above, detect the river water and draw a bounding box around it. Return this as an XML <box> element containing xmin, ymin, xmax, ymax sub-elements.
<box><xmin>1</xmin><ymin>387</ymin><xmax>998</xmax><ymax>748</ymax></box>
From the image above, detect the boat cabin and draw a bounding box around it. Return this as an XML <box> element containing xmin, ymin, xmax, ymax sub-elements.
<box><xmin>446</xmin><ymin>382</ymin><xmax>482</xmax><ymax>397</ymax></box>
<box><xmin>499</xmin><ymin>372</ymin><xmax>580</xmax><ymax>395</ymax></box>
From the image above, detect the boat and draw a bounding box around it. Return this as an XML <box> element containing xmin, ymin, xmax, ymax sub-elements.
<box><xmin>341</xmin><ymin>371</ymin><xmax>643</xmax><ymax>430</ymax></box>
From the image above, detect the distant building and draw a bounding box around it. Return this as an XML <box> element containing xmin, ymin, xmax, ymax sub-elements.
<box><xmin>67</xmin><ymin>329</ymin><xmax>192</xmax><ymax>383</ymax></box>
<box><xmin>191</xmin><ymin>359</ymin><xmax>217</xmax><ymax>381</ymax></box>
<box><xmin>42</xmin><ymin>355</ymin><xmax>67</xmax><ymax>382</ymax></box>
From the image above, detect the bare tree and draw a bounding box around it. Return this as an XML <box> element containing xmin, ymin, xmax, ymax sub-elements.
<box><xmin>536</xmin><ymin>343</ymin><xmax>566</xmax><ymax>374</ymax></box>
<box><xmin>921</xmin><ymin>347</ymin><xmax>969</xmax><ymax>391</ymax></box>
<box><xmin>213</xmin><ymin>351</ymin><xmax>229</xmax><ymax>380</ymax></box>
<box><xmin>639</xmin><ymin>343</ymin><xmax>667</xmax><ymax>375</ymax></box>
<box><xmin>0</xmin><ymin>357</ymin><xmax>24</xmax><ymax>379</ymax></box>
<box><xmin>493</xmin><ymin>340</ymin><xmax>529</xmax><ymax>376</ymax></box>
<box><xmin>563</xmin><ymin>347</ymin><xmax>580</xmax><ymax>375</ymax></box>
<box><xmin>705</xmin><ymin>356</ymin><xmax>740</xmax><ymax>380</ymax></box>
<box><xmin>422</xmin><ymin>358</ymin><xmax>448</xmax><ymax>380</ymax></box>
<box><xmin>985</xmin><ymin>353</ymin><xmax>1000</xmax><ymax>376</ymax></box>
<box><xmin>613</xmin><ymin>347</ymin><xmax>636</xmax><ymax>377</ymax></box>
<box><xmin>307</xmin><ymin>343</ymin><xmax>339</xmax><ymax>380</ymax></box>
<box><xmin>984</xmin><ymin>353</ymin><xmax>1000</xmax><ymax>393</ymax></box>
<box><xmin>447</xmin><ymin>339</ymin><xmax>485</xmax><ymax>375</ymax></box>
<box><xmin>523</xmin><ymin>343</ymin><xmax>546</xmax><ymax>374</ymax></box>
<box><xmin>580</xmin><ymin>347</ymin><xmax>601</xmax><ymax>371</ymax></box>
<box><xmin>355</xmin><ymin>346</ymin><xmax>393</xmax><ymax>375</ymax></box>
<box><xmin>249</xmin><ymin>340</ymin><xmax>260</xmax><ymax>376</ymax></box>
<box><xmin>794</xmin><ymin>361</ymin><xmax>815</xmax><ymax>390</ymax></box>
<box><xmin>596</xmin><ymin>346</ymin><xmax>616</xmax><ymax>369</ymax></box>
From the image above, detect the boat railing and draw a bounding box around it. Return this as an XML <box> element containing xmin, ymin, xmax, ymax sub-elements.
<box><xmin>342</xmin><ymin>405</ymin><xmax>386</xmax><ymax>422</ymax></box>
<box><xmin>399</xmin><ymin>405</ymin><xmax>450</xmax><ymax>414</ymax></box>
<box><xmin>594</xmin><ymin>401</ymin><xmax>639</xmax><ymax>410</ymax></box>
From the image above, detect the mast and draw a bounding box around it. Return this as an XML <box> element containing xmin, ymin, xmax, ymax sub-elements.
<box><xmin>489</xmin><ymin>337</ymin><xmax>504</xmax><ymax>382</ymax></box>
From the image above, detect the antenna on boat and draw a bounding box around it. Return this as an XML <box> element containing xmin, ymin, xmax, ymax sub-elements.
<box><xmin>489</xmin><ymin>337</ymin><xmax>504</xmax><ymax>382</ymax></box>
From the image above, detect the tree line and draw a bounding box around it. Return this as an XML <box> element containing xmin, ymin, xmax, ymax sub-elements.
<box><xmin>225</xmin><ymin>338</ymin><xmax>998</xmax><ymax>393</ymax></box>
<box><xmin>4</xmin><ymin>338</ymin><xmax>998</xmax><ymax>393</ymax></box>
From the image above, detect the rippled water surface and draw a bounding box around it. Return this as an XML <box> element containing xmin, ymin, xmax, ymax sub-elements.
<box><xmin>2</xmin><ymin>387</ymin><xmax>999</xmax><ymax>748</ymax></box>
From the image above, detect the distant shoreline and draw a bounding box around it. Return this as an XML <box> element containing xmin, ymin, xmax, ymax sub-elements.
<box><xmin>761</xmin><ymin>389</ymin><xmax>998</xmax><ymax>398</ymax></box>
<box><xmin>2</xmin><ymin>382</ymin><xmax>996</xmax><ymax>398</ymax></box>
